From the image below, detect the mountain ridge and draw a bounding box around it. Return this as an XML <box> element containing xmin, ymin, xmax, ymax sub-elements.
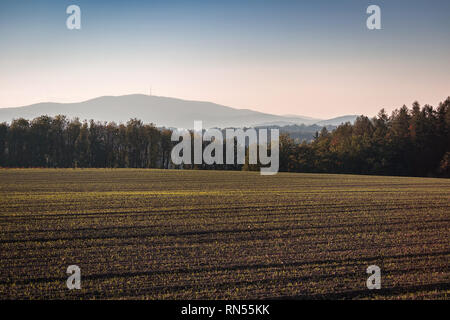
<box><xmin>0</xmin><ymin>94</ymin><xmax>357</xmax><ymax>128</ymax></box>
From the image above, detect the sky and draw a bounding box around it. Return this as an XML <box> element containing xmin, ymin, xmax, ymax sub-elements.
<box><xmin>0</xmin><ymin>0</ymin><xmax>449</xmax><ymax>119</ymax></box>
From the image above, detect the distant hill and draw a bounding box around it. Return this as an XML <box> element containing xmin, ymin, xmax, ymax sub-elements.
<box><xmin>255</xmin><ymin>123</ymin><xmax>337</xmax><ymax>142</ymax></box>
<box><xmin>281</xmin><ymin>114</ymin><xmax>322</xmax><ymax>123</ymax></box>
<box><xmin>0</xmin><ymin>94</ymin><xmax>357</xmax><ymax>128</ymax></box>
<box><xmin>315</xmin><ymin>115</ymin><xmax>358</xmax><ymax>126</ymax></box>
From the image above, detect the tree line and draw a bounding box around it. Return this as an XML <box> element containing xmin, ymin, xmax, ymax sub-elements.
<box><xmin>0</xmin><ymin>97</ymin><xmax>449</xmax><ymax>177</ymax></box>
<box><xmin>274</xmin><ymin>97</ymin><xmax>450</xmax><ymax>177</ymax></box>
<box><xmin>0</xmin><ymin>117</ymin><xmax>173</xmax><ymax>169</ymax></box>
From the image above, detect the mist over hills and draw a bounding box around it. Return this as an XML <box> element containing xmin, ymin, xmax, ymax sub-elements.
<box><xmin>0</xmin><ymin>94</ymin><xmax>357</xmax><ymax>128</ymax></box>
<box><xmin>315</xmin><ymin>115</ymin><xmax>358</xmax><ymax>126</ymax></box>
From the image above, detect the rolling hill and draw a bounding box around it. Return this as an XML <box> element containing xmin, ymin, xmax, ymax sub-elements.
<box><xmin>0</xmin><ymin>94</ymin><xmax>356</xmax><ymax>128</ymax></box>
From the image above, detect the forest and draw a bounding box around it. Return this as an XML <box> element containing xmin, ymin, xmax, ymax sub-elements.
<box><xmin>0</xmin><ymin>97</ymin><xmax>449</xmax><ymax>177</ymax></box>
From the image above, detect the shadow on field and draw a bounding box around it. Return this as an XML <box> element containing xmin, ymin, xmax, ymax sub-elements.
<box><xmin>272</xmin><ymin>282</ymin><xmax>450</xmax><ymax>299</ymax></box>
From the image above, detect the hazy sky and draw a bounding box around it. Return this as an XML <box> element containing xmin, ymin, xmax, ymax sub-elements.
<box><xmin>0</xmin><ymin>0</ymin><xmax>449</xmax><ymax>118</ymax></box>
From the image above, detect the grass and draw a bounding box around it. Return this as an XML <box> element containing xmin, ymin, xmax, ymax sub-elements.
<box><xmin>0</xmin><ymin>168</ymin><xmax>449</xmax><ymax>299</ymax></box>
